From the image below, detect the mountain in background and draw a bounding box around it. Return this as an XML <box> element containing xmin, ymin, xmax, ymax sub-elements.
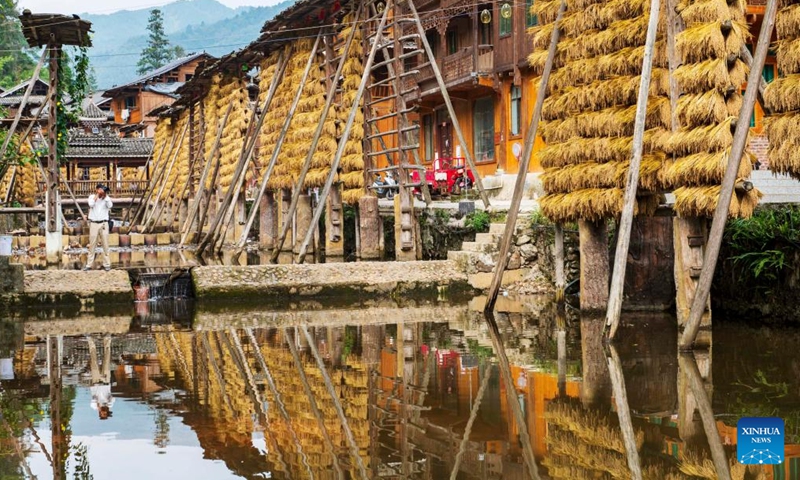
<box><xmin>85</xmin><ymin>0</ymin><xmax>291</xmax><ymax>89</ymax></box>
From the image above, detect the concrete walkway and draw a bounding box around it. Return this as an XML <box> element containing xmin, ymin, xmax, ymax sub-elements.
<box><xmin>21</xmin><ymin>270</ymin><xmax>133</xmax><ymax>305</ymax></box>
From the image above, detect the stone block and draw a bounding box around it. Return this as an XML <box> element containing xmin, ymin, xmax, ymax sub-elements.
<box><xmin>130</xmin><ymin>233</ymin><xmax>145</xmax><ymax>246</ymax></box>
<box><xmin>107</xmin><ymin>233</ymin><xmax>120</xmax><ymax>247</ymax></box>
<box><xmin>156</xmin><ymin>233</ymin><xmax>171</xmax><ymax>245</ymax></box>
<box><xmin>468</xmin><ymin>269</ymin><xmax>528</xmax><ymax>290</ymax></box>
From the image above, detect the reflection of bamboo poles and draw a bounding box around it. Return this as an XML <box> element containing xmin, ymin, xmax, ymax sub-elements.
<box><xmin>301</xmin><ymin>326</ymin><xmax>369</xmax><ymax>480</ymax></box>
<box><xmin>484</xmin><ymin>312</ymin><xmax>540</xmax><ymax>478</ymax></box>
<box><xmin>450</xmin><ymin>364</ymin><xmax>493</xmax><ymax>480</ymax></box>
<box><xmin>284</xmin><ymin>328</ymin><xmax>345</xmax><ymax>478</ymax></box>
<box><xmin>200</xmin><ymin>331</ymin><xmax>235</xmax><ymax>414</ymax></box>
<box><xmin>678</xmin><ymin>353</ymin><xmax>732</xmax><ymax>480</ymax></box>
<box><xmin>244</xmin><ymin>328</ymin><xmax>313</xmax><ymax>479</ymax></box>
<box><xmin>606</xmin><ymin>345</ymin><xmax>643</xmax><ymax>480</ymax></box>
<box><xmin>168</xmin><ymin>331</ymin><xmax>193</xmax><ymax>385</ymax></box>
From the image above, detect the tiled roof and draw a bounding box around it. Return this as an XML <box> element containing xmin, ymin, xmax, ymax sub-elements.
<box><xmin>80</xmin><ymin>101</ymin><xmax>107</xmax><ymax>120</ymax></box>
<box><xmin>0</xmin><ymin>95</ymin><xmax>46</xmax><ymax>106</ymax></box>
<box><xmin>103</xmin><ymin>52</ymin><xmax>212</xmax><ymax>96</ymax></box>
<box><xmin>66</xmin><ymin>132</ymin><xmax>153</xmax><ymax>159</ymax></box>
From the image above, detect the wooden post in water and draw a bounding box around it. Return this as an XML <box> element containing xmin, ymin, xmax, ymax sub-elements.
<box><xmin>579</xmin><ymin>220</ymin><xmax>610</xmax><ymax>312</ymax></box>
<box><xmin>680</xmin><ymin>0</ymin><xmax>776</xmax><ymax>350</ymax></box>
<box><xmin>484</xmin><ymin>0</ymin><xmax>566</xmax><ymax>311</ymax></box>
<box><xmin>605</xmin><ymin>0</ymin><xmax>662</xmax><ymax>339</ymax></box>
<box><xmin>606</xmin><ymin>345</ymin><xmax>643</xmax><ymax>480</ymax></box>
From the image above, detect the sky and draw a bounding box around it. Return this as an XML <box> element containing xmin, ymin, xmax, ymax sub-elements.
<box><xmin>17</xmin><ymin>0</ymin><xmax>286</xmax><ymax>15</ymax></box>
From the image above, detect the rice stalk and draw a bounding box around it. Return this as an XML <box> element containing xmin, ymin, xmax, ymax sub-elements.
<box><xmin>673</xmin><ymin>57</ymin><xmax>749</xmax><ymax>94</ymax></box>
<box><xmin>764</xmin><ymin>74</ymin><xmax>800</xmax><ymax>112</ymax></box>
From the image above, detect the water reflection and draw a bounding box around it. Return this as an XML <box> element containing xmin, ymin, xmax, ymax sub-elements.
<box><xmin>1</xmin><ymin>303</ymin><xmax>799</xmax><ymax>479</ymax></box>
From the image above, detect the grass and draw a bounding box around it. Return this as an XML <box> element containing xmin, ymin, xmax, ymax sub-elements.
<box><xmin>464</xmin><ymin>210</ymin><xmax>491</xmax><ymax>232</ymax></box>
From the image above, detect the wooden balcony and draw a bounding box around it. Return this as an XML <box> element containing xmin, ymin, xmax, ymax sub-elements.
<box><xmin>36</xmin><ymin>180</ymin><xmax>150</xmax><ymax>200</ymax></box>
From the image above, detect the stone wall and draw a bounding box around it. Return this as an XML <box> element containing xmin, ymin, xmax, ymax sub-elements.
<box><xmin>507</xmin><ymin>223</ymin><xmax>580</xmax><ymax>294</ymax></box>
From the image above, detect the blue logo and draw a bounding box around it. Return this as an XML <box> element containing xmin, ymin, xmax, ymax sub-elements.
<box><xmin>738</xmin><ymin>417</ymin><xmax>784</xmax><ymax>465</ymax></box>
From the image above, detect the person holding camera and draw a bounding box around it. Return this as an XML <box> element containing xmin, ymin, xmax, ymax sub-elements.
<box><xmin>84</xmin><ymin>184</ymin><xmax>113</xmax><ymax>271</ymax></box>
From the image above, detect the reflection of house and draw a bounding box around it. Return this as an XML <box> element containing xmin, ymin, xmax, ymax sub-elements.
<box><xmin>103</xmin><ymin>53</ymin><xmax>213</xmax><ymax>137</ymax></box>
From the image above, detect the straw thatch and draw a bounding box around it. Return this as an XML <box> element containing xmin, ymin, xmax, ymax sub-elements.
<box><xmin>539</xmin><ymin>128</ymin><xmax>669</xmax><ymax>168</ymax></box>
<box><xmin>673</xmin><ymin>185</ymin><xmax>761</xmax><ymax>218</ymax></box>
<box><xmin>776</xmin><ymin>3</ymin><xmax>800</xmax><ymax>39</ymax></box>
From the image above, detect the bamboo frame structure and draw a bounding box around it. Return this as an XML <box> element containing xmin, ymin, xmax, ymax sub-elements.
<box><xmin>179</xmin><ymin>102</ymin><xmax>233</xmax><ymax>245</ymax></box>
<box><xmin>484</xmin><ymin>1</ymin><xmax>566</xmax><ymax>311</ymax></box>
<box><xmin>0</xmin><ymin>48</ymin><xmax>47</xmax><ymax>161</ymax></box>
<box><xmin>142</xmin><ymin>122</ymin><xmax>189</xmax><ymax>230</ymax></box>
<box><xmin>606</xmin><ymin>0</ymin><xmax>663</xmax><ymax>339</ymax></box>
<box><xmin>294</xmin><ymin>4</ymin><xmax>390</xmax><ymax>263</ymax></box>
<box><xmin>269</xmin><ymin>21</ymin><xmax>361</xmax><ymax>261</ymax></box>
<box><xmin>680</xmin><ymin>0</ymin><xmax>777</xmax><ymax>349</ymax></box>
<box><xmin>132</xmin><ymin>127</ymin><xmax>180</xmax><ymax>227</ymax></box>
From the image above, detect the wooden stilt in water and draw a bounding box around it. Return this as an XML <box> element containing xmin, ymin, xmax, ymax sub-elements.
<box><xmin>294</xmin><ymin>4</ymin><xmax>390</xmax><ymax>263</ymax></box>
<box><xmin>606</xmin><ymin>345</ymin><xmax>643</xmax><ymax>480</ymax></box>
<box><xmin>605</xmin><ymin>0</ymin><xmax>663</xmax><ymax>340</ymax></box>
<box><xmin>680</xmin><ymin>0</ymin><xmax>776</xmax><ymax>349</ymax></box>
<box><xmin>449</xmin><ymin>365</ymin><xmax>492</xmax><ymax>480</ymax></box>
<box><xmin>270</xmin><ymin>13</ymin><xmax>363</xmax><ymax>260</ymax></box>
<box><xmin>179</xmin><ymin>102</ymin><xmax>232</xmax><ymax>245</ymax></box>
<box><xmin>484</xmin><ymin>0</ymin><xmax>566</xmax><ymax>311</ymax></box>
<box><xmin>579</xmin><ymin>220</ymin><xmax>610</xmax><ymax>312</ymax></box>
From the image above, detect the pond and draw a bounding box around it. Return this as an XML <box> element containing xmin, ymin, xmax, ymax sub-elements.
<box><xmin>1</xmin><ymin>297</ymin><xmax>799</xmax><ymax>479</ymax></box>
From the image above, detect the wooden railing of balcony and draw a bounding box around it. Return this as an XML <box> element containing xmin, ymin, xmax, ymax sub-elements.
<box><xmin>36</xmin><ymin>180</ymin><xmax>150</xmax><ymax>199</ymax></box>
<box><xmin>477</xmin><ymin>44</ymin><xmax>493</xmax><ymax>73</ymax></box>
<box><xmin>443</xmin><ymin>47</ymin><xmax>474</xmax><ymax>83</ymax></box>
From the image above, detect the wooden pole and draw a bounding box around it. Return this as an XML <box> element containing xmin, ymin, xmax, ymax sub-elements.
<box><xmin>407</xmin><ymin>0</ymin><xmax>490</xmax><ymax>208</ymax></box>
<box><xmin>554</xmin><ymin>223</ymin><xmax>565</xmax><ymax>301</ymax></box>
<box><xmin>179</xmin><ymin>102</ymin><xmax>233</xmax><ymax>245</ymax></box>
<box><xmin>131</xmin><ymin>128</ymin><xmax>179</xmax><ymax>226</ymax></box>
<box><xmin>0</xmin><ymin>48</ymin><xmax>47</xmax><ymax>161</ymax></box>
<box><xmin>605</xmin><ymin>0</ymin><xmax>662</xmax><ymax>339</ymax></box>
<box><xmin>678</xmin><ymin>353</ymin><xmax>733</xmax><ymax>480</ymax></box>
<box><xmin>142</xmin><ymin>122</ymin><xmax>188</xmax><ymax>230</ymax></box>
<box><xmin>294</xmin><ymin>4</ymin><xmax>390</xmax><ymax>263</ymax></box>
<box><xmin>680</xmin><ymin>0</ymin><xmax>776</xmax><ymax>349</ymax></box>
<box><xmin>449</xmin><ymin>365</ymin><xmax>492</xmax><ymax>480</ymax></box>
<box><xmin>45</xmin><ymin>40</ymin><xmax>60</xmax><ymax>236</ymax></box>
<box><xmin>606</xmin><ymin>345</ymin><xmax>643</xmax><ymax>480</ymax></box>
<box><xmin>195</xmin><ymin>146</ymin><xmax>223</xmax><ymax>243</ymax></box>
<box><xmin>203</xmin><ymin>51</ymin><xmax>290</xmax><ymax>253</ymax></box>
<box><xmin>740</xmin><ymin>45</ymin><xmax>770</xmax><ymax>115</ymax></box>
<box><xmin>300</xmin><ymin>326</ymin><xmax>369</xmax><ymax>480</ymax></box>
<box><xmin>122</xmin><ymin>135</ymin><xmax>163</xmax><ymax>225</ymax></box>
<box><xmin>484</xmin><ymin>1</ymin><xmax>566</xmax><ymax>312</ymax></box>
<box><xmin>484</xmin><ymin>311</ymin><xmax>540</xmax><ymax>478</ymax></box>
<box><xmin>270</xmin><ymin>16</ymin><xmax>362</xmax><ymax>259</ymax></box>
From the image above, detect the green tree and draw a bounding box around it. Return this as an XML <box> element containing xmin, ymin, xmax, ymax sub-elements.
<box><xmin>0</xmin><ymin>0</ymin><xmax>37</xmax><ymax>89</ymax></box>
<box><xmin>136</xmin><ymin>9</ymin><xmax>184</xmax><ymax>75</ymax></box>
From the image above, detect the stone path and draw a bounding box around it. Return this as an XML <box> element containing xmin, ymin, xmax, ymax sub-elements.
<box><xmin>22</xmin><ymin>270</ymin><xmax>133</xmax><ymax>304</ymax></box>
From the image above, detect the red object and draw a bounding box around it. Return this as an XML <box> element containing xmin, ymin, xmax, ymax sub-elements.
<box><xmin>411</xmin><ymin>157</ymin><xmax>475</xmax><ymax>198</ymax></box>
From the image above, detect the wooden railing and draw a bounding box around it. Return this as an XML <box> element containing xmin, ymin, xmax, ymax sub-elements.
<box><xmin>443</xmin><ymin>47</ymin><xmax>474</xmax><ymax>83</ymax></box>
<box><xmin>477</xmin><ymin>45</ymin><xmax>493</xmax><ymax>73</ymax></box>
<box><xmin>36</xmin><ymin>180</ymin><xmax>150</xmax><ymax>199</ymax></box>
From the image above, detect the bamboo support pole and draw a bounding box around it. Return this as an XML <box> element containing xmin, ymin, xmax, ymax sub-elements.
<box><xmin>678</xmin><ymin>354</ymin><xmax>733</xmax><ymax>480</ymax></box>
<box><xmin>270</xmin><ymin>19</ymin><xmax>362</xmax><ymax>260</ymax></box>
<box><xmin>196</xmin><ymin>149</ymin><xmax>224</xmax><ymax>243</ymax></box>
<box><xmin>484</xmin><ymin>1</ymin><xmax>566</xmax><ymax>312</ymax></box>
<box><xmin>301</xmin><ymin>326</ymin><xmax>369</xmax><ymax>480</ymax></box>
<box><xmin>294</xmin><ymin>4</ymin><xmax>390</xmax><ymax>263</ymax></box>
<box><xmin>0</xmin><ymin>48</ymin><xmax>47</xmax><ymax>161</ymax></box>
<box><xmin>142</xmin><ymin>122</ymin><xmax>188</xmax><ymax>230</ymax></box>
<box><xmin>122</xmin><ymin>138</ymin><xmax>163</xmax><ymax>225</ymax></box>
<box><xmin>606</xmin><ymin>345</ymin><xmax>643</xmax><ymax>480</ymax></box>
<box><xmin>606</xmin><ymin>0</ymin><xmax>662</xmax><ymax>339</ymax></box>
<box><xmin>2</xmin><ymin>166</ymin><xmax>16</xmax><ymax>204</ymax></box>
<box><xmin>407</xmin><ymin>0</ymin><xmax>489</xmax><ymax>208</ymax></box>
<box><xmin>131</xmin><ymin>128</ymin><xmax>180</xmax><ymax>226</ymax></box>
<box><xmin>680</xmin><ymin>0</ymin><xmax>776</xmax><ymax>349</ymax></box>
<box><xmin>484</xmin><ymin>311</ymin><xmax>540</xmax><ymax>478</ymax></box>
<box><xmin>739</xmin><ymin>45</ymin><xmax>770</xmax><ymax>115</ymax></box>
<box><xmin>284</xmin><ymin>328</ymin><xmax>345</xmax><ymax>478</ymax></box>
<box><xmin>179</xmin><ymin>102</ymin><xmax>233</xmax><ymax>245</ymax></box>
<box><xmin>449</xmin><ymin>364</ymin><xmax>492</xmax><ymax>480</ymax></box>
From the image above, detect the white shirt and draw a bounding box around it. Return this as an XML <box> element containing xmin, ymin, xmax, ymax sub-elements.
<box><xmin>88</xmin><ymin>194</ymin><xmax>113</xmax><ymax>222</ymax></box>
<box><xmin>90</xmin><ymin>383</ymin><xmax>115</xmax><ymax>410</ymax></box>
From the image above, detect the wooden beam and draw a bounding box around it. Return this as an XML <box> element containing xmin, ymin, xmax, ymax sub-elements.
<box><xmin>680</xmin><ymin>0</ymin><xmax>776</xmax><ymax>349</ymax></box>
<box><xmin>484</xmin><ymin>1</ymin><xmax>566</xmax><ymax>311</ymax></box>
<box><xmin>46</xmin><ymin>41</ymin><xmax>60</xmax><ymax>234</ymax></box>
<box><xmin>739</xmin><ymin>45</ymin><xmax>770</xmax><ymax>115</ymax></box>
<box><xmin>179</xmin><ymin>102</ymin><xmax>233</xmax><ymax>245</ymax></box>
<box><xmin>269</xmin><ymin>20</ymin><xmax>362</xmax><ymax>259</ymax></box>
<box><xmin>606</xmin><ymin>345</ymin><xmax>643</xmax><ymax>480</ymax></box>
<box><xmin>449</xmin><ymin>364</ymin><xmax>492</xmax><ymax>480</ymax></box>
<box><xmin>606</xmin><ymin>0</ymin><xmax>662</xmax><ymax>339</ymax></box>
<box><xmin>407</xmin><ymin>0</ymin><xmax>490</xmax><ymax>208</ymax></box>
<box><xmin>294</xmin><ymin>3</ymin><xmax>390</xmax><ymax>263</ymax></box>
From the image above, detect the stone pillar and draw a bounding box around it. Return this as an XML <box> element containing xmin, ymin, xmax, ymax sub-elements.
<box><xmin>294</xmin><ymin>194</ymin><xmax>314</xmax><ymax>256</ymax></box>
<box><xmin>673</xmin><ymin>217</ymin><xmax>711</xmax><ymax>347</ymax></box>
<box><xmin>578</xmin><ymin>219</ymin><xmax>609</xmax><ymax>312</ymax></box>
<box><xmin>359</xmin><ymin>196</ymin><xmax>382</xmax><ymax>260</ymax></box>
<box><xmin>394</xmin><ymin>195</ymin><xmax>417</xmax><ymax>262</ymax></box>
<box><xmin>45</xmin><ymin>192</ymin><xmax>63</xmax><ymax>265</ymax></box>
<box><xmin>278</xmin><ymin>189</ymin><xmax>292</xmax><ymax>252</ymax></box>
<box><xmin>326</xmin><ymin>188</ymin><xmax>344</xmax><ymax>258</ymax></box>
<box><xmin>259</xmin><ymin>191</ymin><xmax>277</xmax><ymax>250</ymax></box>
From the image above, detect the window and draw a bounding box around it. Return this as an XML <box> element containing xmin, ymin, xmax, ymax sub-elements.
<box><xmin>423</xmin><ymin>114</ymin><xmax>434</xmax><ymax>161</ymax></box>
<box><xmin>426</xmin><ymin>31</ymin><xmax>438</xmax><ymax>56</ymax></box>
<box><xmin>473</xmin><ymin>96</ymin><xmax>495</xmax><ymax>162</ymax></box>
<box><xmin>499</xmin><ymin>3</ymin><xmax>512</xmax><ymax>36</ymax></box>
<box><xmin>446</xmin><ymin>30</ymin><xmax>458</xmax><ymax>55</ymax></box>
<box><xmin>510</xmin><ymin>85</ymin><xmax>522</xmax><ymax>136</ymax></box>
<box><xmin>125</xmin><ymin>96</ymin><xmax>136</xmax><ymax>109</ymax></box>
<box><xmin>762</xmin><ymin>64</ymin><xmax>775</xmax><ymax>83</ymax></box>
<box><xmin>526</xmin><ymin>0</ymin><xmax>537</xmax><ymax>27</ymax></box>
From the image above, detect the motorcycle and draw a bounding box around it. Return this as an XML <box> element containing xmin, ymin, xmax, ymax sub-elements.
<box><xmin>372</xmin><ymin>173</ymin><xmax>398</xmax><ymax>199</ymax></box>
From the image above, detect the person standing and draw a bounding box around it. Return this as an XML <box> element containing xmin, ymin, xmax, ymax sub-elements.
<box><xmin>84</xmin><ymin>184</ymin><xmax>113</xmax><ymax>271</ymax></box>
